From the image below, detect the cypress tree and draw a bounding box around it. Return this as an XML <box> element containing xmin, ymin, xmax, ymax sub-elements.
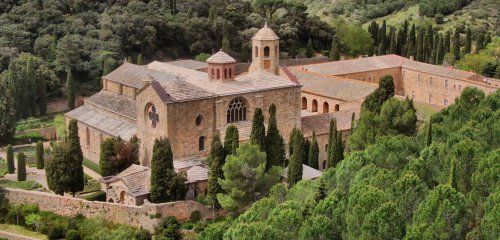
<box><xmin>303</xmin><ymin>139</ymin><xmax>310</xmax><ymax>165</ymax></box>
<box><xmin>127</xmin><ymin>56</ymin><xmax>132</xmax><ymax>64</ymax></box>
<box><xmin>405</xmin><ymin>24</ymin><xmax>416</xmax><ymax>58</ymax></box>
<box><xmin>397</xmin><ymin>21</ymin><xmax>408</xmax><ymax>55</ymax></box>
<box><xmin>26</xmin><ymin>56</ymin><xmax>38</xmax><ymax>116</ymax></box>
<box><xmin>306</xmin><ymin>39</ymin><xmax>314</xmax><ymax>58</ymax></box>
<box><xmin>6</xmin><ymin>144</ymin><xmax>15</xmax><ymax>174</ymax></box>
<box><xmin>250</xmin><ymin>108</ymin><xmax>266</xmax><ymax>151</ymax></box>
<box><xmin>17</xmin><ymin>152</ymin><xmax>26</xmax><ymax>181</ymax></box>
<box><xmin>0</xmin><ymin>81</ymin><xmax>16</xmax><ymax>141</ymax></box>
<box><xmin>308</xmin><ymin>132</ymin><xmax>319</xmax><ymax>169</ymax></box>
<box><xmin>99</xmin><ymin>138</ymin><xmax>118</xmax><ymax>176</ymax></box>
<box><xmin>443</xmin><ymin>31</ymin><xmax>451</xmax><ymax>53</ymax></box>
<box><xmin>476</xmin><ymin>33</ymin><xmax>484</xmax><ymax>52</ymax></box>
<box><xmin>266</xmin><ymin>104</ymin><xmax>285</xmax><ymax>168</ymax></box>
<box><xmin>221</xmin><ymin>35</ymin><xmax>231</xmax><ymax>53</ymax></box>
<box><xmin>431</xmin><ymin>34</ymin><xmax>439</xmax><ymax>64</ymax></box>
<box><xmin>453</xmin><ymin>29</ymin><xmax>461</xmax><ymax>61</ymax></box>
<box><xmin>426</xmin><ymin>122</ymin><xmax>432</xmax><ymax>147</ymax></box>
<box><xmin>416</xmin><ymin>30</ymin><xmax>423</xmax><ymax>62</ymax></box>
<box><xmin>137</xmin><ymin>53</ymin><xmax>144</xmax><ymax>65</ymax></box>
<box><xmin>66</xmin><ymin>69</ymin><xmax>75</xmax><ymax>110</ymax></box>
<box><xmin>224</xmin><ymin>125</ymin><xmax>239</xmax><ymax>156</ymax></box>
<box><xmin>288</xmin><ymin>129</ymin><xmax>303</xmax><ymax>186</ymax></box>
<box><xmin>329</xmin><ymin>35</ymin><xmax>341</xmax><ymax>61</ymax></box>
<box><xmin>37</xmin><ymin>69</ymin><xmax>47</xmax><ymax>115</ymax></box>
<box><xmin>207</xmin><ymin>133</ymin><xmax>224</xmax><ymax>208</ymax></box>
<box><xmin>424</xmin><ymin>25</ymin><xmax>434</xmax><ymax>63</ymax></box>
<box><xmin>368</xmin><ymin>21</ymin><xmax>379</xmax><ymax>47</ymax></box>
<box><xmin>334</xmin><ymin>132</ymin><xmax>344</xmax><ymax>166</ymax></box>
<box><xmin>389</xmin><ymin>27</ymin><xmax>397</xmax><ymax>54</ymax></box>
<box><xmin>67</xmin><ymin>119</ymin><xmax>84</xmax><ymax>195</ymax></box>
<box><xmin>377</xmin><ymin>20</ymin><xmax>387</xmax><ymax>55</ymax></box>
<box><xmin>326</xmin><ymin>119</ymin><xmax>337</xmax><ymax>169</ymax></box>
<box><xmin>463</xmin><ymin>28</ymin><xmax>472</xmax><ymax>55</ymax></box>
<box><xmin>436</xmin><ymin>36</ymin><xmax>444</xmax><ymax>65</ymax></box>
<box><xmin>314</xmin><ymin>179</ymin><xmax>326</xmax><ymax>202</ymax></box>
<box><xmin>36</xmin><ymin>141</ymin><xmax>44</xmax><ymax>169</ymax></box>
<box><xmin>20</xmin><ymin>65</ymin><xmax>31</xmax><ymax>118</ymax></box>
<box><xmin>150</xmin><ymin>138</ymin><xmax>179</xmax><ymax>203</ymax></box>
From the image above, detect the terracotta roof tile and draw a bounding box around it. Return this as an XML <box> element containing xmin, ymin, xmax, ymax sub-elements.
<box><xmin>186</xmin><ymin>166</ymin><xmax>208</xmax><ymax>183</ymax></box>
<box><xmin>252</xmin><ymin>23</ymin><xmax>279</xmax><ymax>40</ymax></box>
<box><xmin>301</xmin><ymin>110</ymin><xmax>356</xmax><ymax>137</ymax></box>
<box><xmin>164</xmin><ymin>59</ymin><xmax>208</xmax><ymax>70</ymax></box>
<box><xmin>206</xmin><ymin>50</ymin><xmax>236</xmax><ymax>64</ymax></box>
<box><xmin>85</xmin><ymin>91</ymin><xmax>136</xmax><ymax>120</ymax></box>
<box><xmin>282</xmin><ymin>164</ymin><xmax>322</xmax><ymax>180</ymax></box>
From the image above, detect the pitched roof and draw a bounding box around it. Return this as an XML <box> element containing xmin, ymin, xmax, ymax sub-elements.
<box><xmin>102</xmin><ymin>165</ymin><xmax>151</xmax><ymax>197</ymax></box>
<box><xmin>402</xmin><ymin>60</ymin><xmax>478</xmax><ymax>79</ymax></box>
<box><xmin>288</xmin><ymin>67</ymin><xmax>377</xmax><ymax>101</ymax></box>
<box><xmin>253</xmin><ymin>23</ymin><xmax>279</xmax><ymax>40</ymax></box>
<box><xmin>186</xmin><ymin>166</ymin><xmax>208</xmax><ymax>183</ymax></box>
<box><xmin>148</xmin><ymin>62</ymin><xmax>298</xmax><ymax>96</ymax></box>
<box><xmin>301</xmin><ymin>110</ymin><xmax>356</xmax><ymax>137</ymax></box>
<box><xmin>173</xmin><ymin>157</ymin><xmax>206</xmax><ymax>171</ymax></box>
<box><xmin>163</xmin><ymin>59</ymin><xmax>208</xmax><ymax>70</ymax></box>
<box><xmin>65</xmin><ymin>105</ymin><xmax>137</xmax><ymax>140</ymax></box>
<box><xmin>301</xmin><ymin>55</ymin><xmax>404</xmax><ymax>75</ymax></box>
<box><xmin>85</xmin><ymin>91</ymin><xmax>137</xmax><ymax>120</ymax></box>
<box><xmin>282</xmin><ymin>164</ymin><xmax>323</xmax><ymax>180</ymax></box>
<box><xmin>206</xmin><ymin>50</ymin><xmax>236</xmax><ymax>64</ymax></box>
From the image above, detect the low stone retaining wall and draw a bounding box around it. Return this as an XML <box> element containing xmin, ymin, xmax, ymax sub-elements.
<box><xmin>0</xmin><ymin>230</ymin><xmax>38</xmax><ymax>240</ymax></box>
<box><xmin>5</xmin><ymin>188</ymin><xmax>215</xmax><ymax>231</ymax></box>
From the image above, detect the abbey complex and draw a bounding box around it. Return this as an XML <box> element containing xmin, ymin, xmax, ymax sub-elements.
<box><xmin>65</xmin><ymin>25</ymin><xmax>499</xmax><ymax>204</ymax></box>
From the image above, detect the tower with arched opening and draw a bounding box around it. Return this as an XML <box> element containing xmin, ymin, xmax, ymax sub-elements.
<box><xmin>249</xmin><ymin>23</ymin><xmax>280</xmax><ymax>75</ymax></box>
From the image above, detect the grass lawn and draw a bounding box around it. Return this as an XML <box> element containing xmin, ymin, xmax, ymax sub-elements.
<box><xmin>83</xmin><ymin>174</ymin><xmax>101</xmax><ymax>192</ymax></box>
<box><xmin>83</xmin><ymin>158</ymin><xmax>101</xmax><ymax>174</ymax></box>
<box><xmin>0</xmin><ymin>158</ymin><xmax>6</xmax><ymax>177</ymax></box>
<box><xmin>0</xmin><ymin>179</ymin><xmax>42</xmax><ymax>190</ymax></box>
<box><xmin>0</xmin><ymin>224</ymin><xmax>47</xmax><ymax>239</ymax></box>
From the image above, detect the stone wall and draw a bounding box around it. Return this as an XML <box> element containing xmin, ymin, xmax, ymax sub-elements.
<box><xmin>5</xmin><ymin>188</ymin><xmax>215</xmax><ymax>231</ymax></box>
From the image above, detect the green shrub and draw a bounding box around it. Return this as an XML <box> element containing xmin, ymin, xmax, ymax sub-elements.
<box><xmin>36</xmin><ymin>141</ymin><xmax>44</xmax><ymax>169</ymax></box>
<box><xmin>14</xmin><ymin>132</ymin><xmax>47</xmax><ymax>143</ymax></box>
<box><xmin>81</xmin><ymin>191</ymin><xmax>106</xmax><ymax>202</ymax></box>
<box><xmin>193</xmin><ymin>220</ymin><xmax>208</xmax><ymax>233</ymax></box>
<box><xmin>47</xmin><ymin>224</ymin><xmax>66</xmax><ymax>240</ymax></box>
<box><xmin>149</xmin><ymin>213</ymin><xmax>161</xmax><ymax>219</ymax></box>
<box><xmin>17</xmin><ymin>152</ymin><xmax>26</xmax><ymax>181</ymax></box>
<box><xmin>0</xmin><ymin>179</ymin><xmax>41</xmax><ymax>190</ymax></box>
<box><xmin>190</xmin><ymin>210</ymin><xmax>202</xmax><ymax>222</ymax></box>
<box><xmin>66</xmin><ymin>229</ymin><xmax>81</xmax><ymax>240</ymax></box>
<box><xmin>154</xmin><ymin>216</ymin><xmax>181</xmax><ymax>240</ymax></box>
<box><xmin>135</xmin><ymin>228</ymin><xmax>152</xmax><ymax>240</ymax></box>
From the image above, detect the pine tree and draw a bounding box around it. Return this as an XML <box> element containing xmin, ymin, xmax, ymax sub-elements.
<box><xmin>250</xmin><ymin>108</ymin><xmax>266</xmax><ymax>151</ymax></box>
<box><xmin>453</xmin><ymin>29</ymin><xmax>461</xmax><ymax>61</ymax></box>
<box><xmin>327</xmin><ymin>119</ymin><xmax>337</xmax><ymax>169</ymax></box>
<box><xmin>266</xmin><ymin>104</ymin><xmax>285</xmax><ymax>168</ymax></box>
<box><xmin>67</xmin><ymin>119</ymin><xmax>84</xmax><ymax>195</ymax></box>
<box><xmin>426</xmin><ymin>122</ymin><xmax>432</xmax><ymax>147</ymax></box>
<box><xmin>207</xmin><ymin>133</ymin><xmax>224</xmax><ymax>208</ymax></box>
<box><xmin>66</xmin><ymin>69</ymin><xmax>75</xmax><ymax>110</ymax></box>
<box><xmin>308</xmin><ymin>132</ymin><xmax>319</xmax><ymax>169</ymax></box>
<box><xmin>449</xmin><ymin>158</ymin><xmax>457</xmax><ymax>189</ymax></box>
<box><xmin>6</xmin><ymin>144</ymin><xmax>15</xmax><ymax>174</ymax></box>
<box><xmin>224</xmin><ymin>125</ymin><xmax>239</xmax><ymax>156</ymax></box>
<box><xmin>463</xmin><ymin>28</ymin><xmax>471</xmax><ymax>55</ymax></box>
<box><xmin>36</xmin><ymin>141</ymin><xmax>44</xmax><ymax>169</ymax></box>
<box><xmin>329</xmin><ymin>35</ymin><xmax>341</xmax><ymax>61</ymax></box>
<box><xmin>17</xmin><ymin>153</ymin><xmax>26</xmax><ymax>181</ymax></box>
<box><xmin>306</xmin><ymin>39</ymin><xmax>314</xmax><ymax>58</ymax></box>
<box><xmin>137</xmin><ymin>53</ymin><xmax>144</xmax><ymax>65</ymax></box>
<box><xmin>288</xmin><ymin>129</ymin><xmax>303</xmax><ymax>186</ymax></box>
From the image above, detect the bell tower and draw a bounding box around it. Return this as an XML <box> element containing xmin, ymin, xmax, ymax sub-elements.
<box><xmin>249</xmin><ymin>23</ymin><xmax>280</xmax><ymax>75</ymax></box>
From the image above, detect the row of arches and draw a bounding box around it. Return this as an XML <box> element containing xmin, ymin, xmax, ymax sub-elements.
<box><xmin>254</xmin><ymin>46</ymin><xmax>279</xmax><ymax>58</ymax></box>
<box><xmin>302</xmin><ymin>97</ymin><xmax>339</xmax><ymax>113</ymax></box>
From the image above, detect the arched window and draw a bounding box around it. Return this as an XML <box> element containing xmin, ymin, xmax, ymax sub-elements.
<box><xmin>211</xmin><ymin>69</ymin><xmax>215</xmax><ymax>78</ymax></box>
<box><xmin>229</xmin><ymin>68</ymin><xmax>232</xmax><ymax>78</ymax></box>
<box><xmin>227</xmin><ymin>97</ymin><xmax>247</xmax><ymax>123</ymax></box>
<box><xmin>301</xmin><ymin>97</ymin><xmax>307</xmax><ymax>110</ymax></box>
<box><xmin>224</xmin><ymin>69</ymin><xmax>227</xmax><ymax>79</ymax></box>
<box><xmin>323</xmin><ymin>102</ymin><xmax>329</xmax><ymax>114</ymax></box>
<box><xmin>255</xmin><ymin>46</ymin><xmax>259</xmax><ymax>57</ymax></box>
<box><xmin>322</xmin><ymin>160</ymin><xmax>327</xmax><ymax>170</ymax></box>
<box><xmin>312</xmin><ymin>100</ymin><xmax>318</xmax><ymax>112</ymax></box>
<box><xmin>147</xmin><ymin>104</ymin><xmax>159</xmax><ymax>128</ymax></box>
<box><xmin>264</xmin><ymin>46</ymin><xmax>270</xmax><ymax>57</ymax></box>
<box><xmin>199</xmin><ymin>136</ymin><xmax>206</xmax><ymax>151</ymax></box>
<box><xmin>86</xmin><ymin>127</ymin><xmax>90</xmax><ymax>146</ymax></box>
<box><xmin>334</xmin><ymin>104</ymin><xmax>340</xmax><ymax>111</ymax></box>
<box><xmin>196</xmin><ymin>115</ymin><xmax>203</xmax><ymax>126</ymax></box>
<box><xmin>217</xmin><ymin>69</ymin><xmax>220</xmax><ymax>79</ymax></box>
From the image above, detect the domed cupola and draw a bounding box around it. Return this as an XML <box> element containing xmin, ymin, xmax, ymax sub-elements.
<box><xmin>249</xmin><ymin>22</ymin><xmax>280</xmax><ymax>75</ymax></box>
<box><xmin>206</xmin><ymin>50</ymin><xmax>237</xmax><ymax>81</ymax></box>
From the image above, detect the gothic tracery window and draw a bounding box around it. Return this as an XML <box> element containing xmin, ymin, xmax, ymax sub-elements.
<box><xmin>147</xmin><ymin>104</ymin><xmax>159</xmax><ymax>128</ymax></box>
<box><xmin>227</xmin><ymin>97</ymin><xmax>247</xmax><ymax>123</ymax></box>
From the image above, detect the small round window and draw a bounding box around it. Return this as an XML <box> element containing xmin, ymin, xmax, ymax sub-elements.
<box><xmin>196</xmin><ymin>115</ymin><xmax>203</xmax><ymax>126</ymax></box>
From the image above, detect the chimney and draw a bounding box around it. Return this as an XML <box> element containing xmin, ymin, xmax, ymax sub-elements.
<box><xmin>409</xmin><ymin>56</ymin><xmax>414</xmax><ymax>61</ymax></box>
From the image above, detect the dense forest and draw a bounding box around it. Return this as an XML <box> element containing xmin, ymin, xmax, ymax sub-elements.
<box><xmin>198</xmin><ymin>86</ymin><xmax>499</xmax><ymax>240</ymax></box>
